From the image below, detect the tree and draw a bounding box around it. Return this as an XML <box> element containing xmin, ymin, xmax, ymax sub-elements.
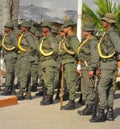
<box><xmin>2</xmin><ymin>0</ymin><xmax>19</xmax><ymax>32</ymax></box>
<box><xmin>82</xmin><ymin>0</ymin><xmax>120</xmax><ymax>35</ymax></box>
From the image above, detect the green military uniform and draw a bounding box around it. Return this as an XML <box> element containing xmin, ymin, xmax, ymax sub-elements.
<box><xmin>77</xmin><ymin>23</ymin><xmax>99</xmax><ymax>115</ymax></box>
<box><xmin>58</xmin><ymin>19</ymin><xmax>80</xmax><ymax>110</ymax></box>
<box><xmin>1</xmin><ymin>22</ymin><xmax>18</xmax><ymax>95</ymax></box>
<box><xmin>39</xmin><ymin>21</ymin><xmax>58</xmax><ymax>105</ymax></box>
<box><xmin>30</xmin><ymin>27</ymin><xmax>39</xmax><ymax>92</ymax></box>
<box><xmin>91</xmin><ymin>13</ymin><xmax>120</xmax><ymax>122</ymax></box>
<box><xmin>15</xmin><ymin>29</ymin><xmax>22</xmax><ymax>89</ymax></box>
<box><xmin>17</xmin><ymin>21</ymin><xmax>36</xmax><ymax>100</ymax></box>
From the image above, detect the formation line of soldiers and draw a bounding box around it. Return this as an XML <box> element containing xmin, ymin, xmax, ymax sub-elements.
<box><xmin>0</xmin><ymin>13</ymin><xmax>120</xmax><ymax>123</ymax></box>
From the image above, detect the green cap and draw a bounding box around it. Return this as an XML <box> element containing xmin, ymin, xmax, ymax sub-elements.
<box><xmin>82</xmin><ymin>23</ymin><xmax>96</xmax><ymax>32</ymax></box>
<box><xmin>101</xmin><ymin>13</ymin><xmax>116</xmax><ymax>23</ymax></box>
<box><xmin>30</xmin><ymin>27</ymin><xmax>36</xmax><ymax>34</ymax></box>
<box><xmin>51</xmin><ymin>26</ymin><xmax>58</xmax><ymax>34</ymax></box>
<box><xmin>4</xmin><ymin>22</ymin><xmax>14</xmax><ymax>28</ymax></box>
<box><xmin>21</xmin><ymin>21</ymin><xmax>31</xmax><ymax>28</ymax></box>
<box><xmin>41</xmin><ymin>20</ymin><xmax>52</xmax><ymax>28</ymax></box>
<box><xmin>63</xmin><ymin>19</ymin><xmax>75</xmax><ymax>28</ymax></box>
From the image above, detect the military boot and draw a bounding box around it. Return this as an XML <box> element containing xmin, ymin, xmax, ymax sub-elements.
<box><xmin>63</xmin><ymin>92</ymin><xmax>69</xmax><ymax>101</ymax></box>
<box><xmin>11</xmin><ymin>85</ymin><xmax>16</xmax><ymax>95</ymax></box>
<box><xmin>31</xmin><ymin>83</ymin><xmax>38</xmax><ymax>92</ymax></box>
<box><xmin>1</xmin><ymin>86</ymin><xmax>11</xmax><ymax>95</ymax></box>
<box><xmin>89</xmin><ymin>105</ymin><xmax>98</xmax><ymax>122</ymax></box>
<box><xmin>90</xmin><ymin>109</ymin><xmax>106</xmax><ymax>122</ymax></box>
<box><xmin>106</xmin><ymin>107</ymin><xmax>114</xmax><ymax>121</ymax></box>
<box><xmin>61</xmin><ymin>100</ymin><xmax>75</xmax><ymax>110</ymax></box>
<box><xmin>24</xmin><ymin>92</ymin><xmax>32</xmax><ymax>100</ymax></box>
<box><xmin>17</xmin><ymin>89</ymin><xmax>25</xmax><ymax>100</ymax></box>
<box><xmin>40</xmin><ymin>88</ymin><xmax>47</xmax><ymax>105</ymax></box>
<box><xmin>78</xmin><ymin>105</ymin><xmax>93</xmax><ymax>115</ymax></box>
<box><xmin>41</xmin><ymin>95</ymin><xmax>53</xmax><ymax>105</ymax></box>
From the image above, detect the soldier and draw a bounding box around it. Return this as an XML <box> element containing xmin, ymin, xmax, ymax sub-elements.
<box><xmin>91</xmin><ymin>13</ymin><xmax>120</xmax><ymax>122</ymax></box>
<box><xmin>1</xmin><ymin>22</ymin><xmax>18</xmax><ymax>95</ymax></box>
<box><xmin>39</xmin><ymin>20</ymin><xmax>58</xmax><ymax>105</ymax></box>
<box><xmin>58</xmin><ymin>19</ymin><xmax>80</xmax><ymax>110</ymax></box>
<box><xmin>30</xmin><ymin>27</ymin><xmax>39</xmax><ymax>92</ymax></box>
<box><xmin>77</xmin><ymin>23</ymin><xmax>99</xmax><ymax>115</ymax></box>
<box><xmin>17</xmin><ymin>21</ymin><xmax>36</xmax><ymax>100</ymax></box>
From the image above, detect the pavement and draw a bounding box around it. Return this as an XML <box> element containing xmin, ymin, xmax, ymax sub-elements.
<box><xmin>0</xmin><ymin>89</ymin><xmax>120</xmax><ymax>129</ymax></box>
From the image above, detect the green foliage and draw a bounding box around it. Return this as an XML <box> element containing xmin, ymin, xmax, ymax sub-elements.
<box><xmin>82</xmin><ymin>0</ymin><xmax>120</xmax><ymax>35</ymax></box>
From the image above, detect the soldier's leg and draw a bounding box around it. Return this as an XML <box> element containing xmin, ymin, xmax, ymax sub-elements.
<box><xmin>31</xmin><ymin>63</ymin><xmax>38</xmax><ymax>92</ymax></box>
<box><xmin>40</xmin><ymin>66</ymin><xmax>55</xmax><ymax>105</ymax></box>
<box><xmin>61</xmin><ymin>63</ymin><xmax>77</xmax><ymax>110</ymax></box>
<box><xmin>17</xmin><ymin>58</ymin><xmax>31</xmax><ymax>100</ymax></box>
<box><xmin>2</xmin><ymin>59</ymin><xmax>16</xmax><ymax>95</ymax></box>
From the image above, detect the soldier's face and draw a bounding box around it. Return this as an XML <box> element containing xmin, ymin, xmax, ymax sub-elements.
<box><xmin>102</xmin><ymin>20</ymin><xmax>110</xmax><ymax>29</ymax></box>
<box><xmin>21</xmin><ymin>26</ymin><xmax>27</xmax><ymax>32</ymax></box>
<box><xmin>42</xmin><ymin>26</ymin><xmax>50</xmax><ymax>33</ymax></box>
<box><xmin>4</xmin><ymin>27</ymin><xmax>11</xmax><ymax>33</ymax></box>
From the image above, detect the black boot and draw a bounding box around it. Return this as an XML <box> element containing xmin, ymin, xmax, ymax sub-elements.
<box><xmin>17</xmin><ymin>89</ymin><xmax>25</xmax><ymax>100</ymax></box>
<box><xmin>41</xmin><ymin>95</ymin><xmax>53</xmax><ymax>105</ymax></box>
<box><xmin>78</xmin><ymin>105</ymin><xmax>93</xmax><ymax>115</ymax></box>
<box><xmin>31</xmin><ymin>83</ymin><xmax>38</xmax><ymax>92</ymax></box>
<box><xmin>61</xmin><ymin>100</ymin><xmax>75</xmax><ymax>110</ymax></box>
<box><xmin>89</xmin><ymin>105</ymin><xmax>98</xmax><ymax>122</ymax></box>
<box><xmin>106</xmin><ymin>107</ymin><xmax>114</xmax><ymax>121</ymax></box>
<box><xmin>1</xmin><ymin>86</ymin><xmax>11</xmax><ymax>95</ymax></box>
<box><xmin>40</xmin><ymin>88</ymin><xmax>47</xmax><ymax>105</ymax></box>
<box><xmin>11</xmin><ymin>85</ymin><xmax>16</xmax><ymax>95</ymax></box>
<box><xmin>90</xmin><ymin>109</ymin><xmax>106</xmax><ymax>122</ymax></box>
<box><xmin>63</xmin><ymin>92</ymin><xmax>69</xmax><ymax>101</ymax></box>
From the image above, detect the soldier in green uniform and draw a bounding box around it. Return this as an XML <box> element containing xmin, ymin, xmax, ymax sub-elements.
<box><xmin>91</xmin><ymin>13</ymin><xmax>120</xmax><ymax>122</ymax></box>
<box><xmin>30</xmin><ymin>27</ymin><xmax>39</xmax><ymax>92</ymax></box>
<box><xmin>58</xmin><ymin>19</ymin><xmax>80</xmax><ymax>110</ymax></box>
<box><xmin>1</xmin><ymin>22</ymin><xmax>18</xmax><ymax>95</ymax></box>
<box><xmin>77</xmin><ymin>23</ymin><xmax>99</xmax><ymax>115</ymax></box>
<box><xmin>17</xmin><ymin>21</ymin><xmax>36</xmax><ymax>100</ymax></box>
<box><xmin>39</xmin><ymin>20</ymin><xmax>58</xmax><ymax>105</ymax></box>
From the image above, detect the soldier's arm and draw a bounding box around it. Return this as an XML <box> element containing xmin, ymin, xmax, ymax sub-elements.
<box><xmin>71</xmin><ymin>36</ymin><xmax>80</xmax><ymax>54</ymax></box>
<box><xmin>89</xmin><ymin>39</ymin><xmax>99</xmax><ymax>71</ymax></box>
<box><xmin>26</xmin><ymin>35</ymin><xmax>36</xmax><ymax>52</ymax></box>
<box><xmin>109</xmin><ymin>31</ymin><xmax>120</xmax><ymax>53</ymax></box>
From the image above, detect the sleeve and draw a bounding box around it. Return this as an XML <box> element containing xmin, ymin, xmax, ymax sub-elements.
<box><xmin>26</xmin><ymin>35</ymin><xmax>36</xmax><ymax>51</ymax></box>
<box><xmin>70</xmin><ymin>36</ymin><xmax>80</xmax><ymax>54</ymax></box>
<box><xmin>89</xmin><ymin>39</ymin><xmax>99</xmax><ymax>71</ymax></box>
<box><xmin>10</xmin><ymin>34</ymin><xmax>18</xmax><ymax>48</ymax></box>
<box><xmin>109</xmin><ymin>31</ymin><xmax>120</xmax><ymax>53</ymax></box>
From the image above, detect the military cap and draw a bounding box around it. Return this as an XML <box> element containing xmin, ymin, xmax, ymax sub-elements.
<box><xmin>101</xmin><ymin>13</ymin><xmax>116</xmax><ymax>23</ymax></box>
<box><xmin>63</xmin><ymin>19</ymin><xmax>75</xmax><ymax>28</ymax></box>
<box><xmin>21</xmin><ymin>21</ymin><xmax>31</xmax><ymax>28</ymax></box>
<box><xmin>41</xmin><ymin>20</ymin><xmax>52</xmax><ymax>28</ymax></box>
<box><xmin>30</xmin><ymin>27</ymin><xmax>37</xmax><ymax>34</ymax></box>
<box><xmin>82</xmin><ymin>23</ymin><xmax>96</xmax><ymax>32</ymax></box>
<box><xmin>51</xmin><ymin>26</ymin><xmax>58</xmax><ymax>34</ymax></box>
<box><xmin>4</xmin><ymin>22</ymin><xmax>14</xmax><ymax>28</ymax></box>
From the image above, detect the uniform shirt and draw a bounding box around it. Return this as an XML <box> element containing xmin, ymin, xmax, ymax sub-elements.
<box><xmin>58</xmin><ymin>33</ymin><xmax>80</xmax><ymax>65</ymax></box>
<box><xmin>78</xmin><ymin>36</ymin><xmax>99</xmax><ymax>71</ymax></box>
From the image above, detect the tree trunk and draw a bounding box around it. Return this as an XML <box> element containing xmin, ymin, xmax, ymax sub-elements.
<box><xmin>2</xmin><ymin>0</ymin><xmax>11</xmax><ymax>32</ymax></box>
